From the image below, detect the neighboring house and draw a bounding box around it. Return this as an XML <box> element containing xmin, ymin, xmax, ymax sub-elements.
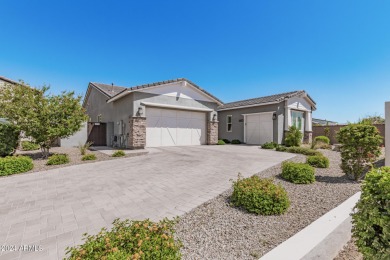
<box><xmin>312</xmin><ymin>118</ymin><xmax>338</xmax><ymax>126</ymax></box>
<box><xmin>0</xmin><ymin>75</ymin><xmax>18</xmax><ymax>88</ymax></box>
<box><xmin>83</xmin><ymin>78</ymin><xmax>222</xmax><ymax>149</ymax></box>
<box><xmin>218</xmin><ymin>91</ymin><xmax>317</xmax><ymax>145</ymax></box>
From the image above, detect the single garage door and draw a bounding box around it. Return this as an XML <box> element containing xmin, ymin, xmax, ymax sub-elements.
<box><xmin>245</xmin><ymin>113</ymin><xmax>273</xmax><ymax>145</ymax></box>
<box><xmin>146</xmin><ymin>107</ymin><xmax>207</xmax><ymax>147</ymax></box>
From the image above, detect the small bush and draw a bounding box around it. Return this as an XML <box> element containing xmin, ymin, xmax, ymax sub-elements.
<box><xmin>65</xmin><ymin>218</ymin><xmax>182</xmax><ymax>260</ymax></box>
<box><xmin>0</xmin><ymin>156</ymin><xmax>33</xmax><ymax>176</ymax></box>
<box><xmin>78</xmin><ymin>141</ymin><xmax>93</xmax><ymax>155</ymax></box>
<box><xmin>307</xmin><ymin>155</ymin><xmax>330</xmax><ymax>168</ymax></box>
<box><xmin>46</xmin><ymin>154</ymin><xmax>69</xmax><ymax>165</ymax></box>
<box><xmin>352</xmin><ymin>167</ymin><xmax>390</xmax><ymax>259</ymax></box>
<box><xmin>217</xmin><ymin>139</ymin><xmax>226</xmax><ymax>145</ymax></box>
<box><xmin>82</xmin><ymin>154</ymin><xmax>97</xmax><ymax>161</ymax></box>
<box><xmin>231</xmin><ymin>175</ymin><xmax>290</xmax><ymax>215</ymax></box>
<box><xmin>222</xmin><ymin>139</ymin><xmax>231</xmax><ymax>144</ymax></box>
<box><xmin>337</xmin><ymin>124</ymin><xmax>382</xmax><ymax>180</ymax></box>
<box><xmin>275</xmin><ymin>145</ymin><xmax>288</xmax><ymax>152</ymax></box>
<box><xmin>0</xmin><ymin>123</ymin><xmax>20</xmax><ymax>157</ymax></box>
<box><xmin>231</xmin><ymin>139</ymin><xmax>241</xmax><ymax>144</ymax></box>
<box><xmin>286</xmin><ymin>146</ymin><xmax>323</xmax><ymax>156</ymax></box>
<box><xmin>284</xmin><ymin>126</ymin><xmax>303</xmax><ymax>147</ymax></box>
<box><xmin>281</xmin><ymin>161</ymin><xmax>315</xmax><ymax>184</ymax></box>
<box><xmin>21</xmin><ymin>141</ymin><xmax>40</xmax><ymax>151</ymax></box>
<box><xmin>261</xmin><ymin>142</ymin><xmax>277</xmax><ymax>149</ymax></box>
<box><xmin>314</xmin><ymin>136</ymin><xmax>330</xmax><ymax>144</ymax></box>
<box><xmin>112</xmin><ymin>150</ymin><xmax>125</xmax><ymax>157</ymax></box>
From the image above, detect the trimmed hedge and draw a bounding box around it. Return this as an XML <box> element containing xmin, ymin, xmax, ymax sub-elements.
<box><xmin>65</xmin><ymin>218</ymin><xmax>182</xmax><ymax>260</ymax></box>
<box><xmin>231</xmin><ymin>139</ymin><xmax>241</xmax><ymax>144</ymax></box>
<box><xmin>82</xmin><ymin>154</ymin><xmax>97</xmax><ymax>161</ymax></box>
<box><xmin>231</xmin><ymin>175</ymin><xmax>290</xmax><ymax>215</ymax></box>
<box><xmin>222</xmin><ymin>139</ymin><xmax>231</xmax><ymax>144</ymax></box>
<box><xmin>0</xmin><ymin>123</ymin><xmax>20</xmax><ymax>157</ymax></box>
<box><xmin>352</xmin><ymin>167</ymin><xmax>390</xmax><ymax>259</ymax></box>
<box><xmin>47</xmin><ymin>154</ymin><xmax>69</xmax><ymax>165</ymax></box>
<box><xmin>314</xmin><ymin>136</ymin><xmax>330</xmax><ymax>145</ymax></box>
<box><xmin>21</xmin><ymin>141</ymin><xmax>40</xmax><ymax>151</ymax></box>
<box><xmin>281</xmin><ymin>161</ymin><xmax>315</xmax><ymax>184</ymax></box>
<box><xmin>306</xmin><ymin>155</ymin><xmax>330</xmax><ymax>168</ymax></box>
<box><xmin>261</xmin><ymin>142</ymin><xmax>277</xmax><ymax>149</ymax></box>
<box><xmin>286</xmin><ymin>147</ymin><xmax>323</xmax><ymax>156</ymax></box>
<box><xmin>275</xmin><ymin>145</ymin><xmax>288</xmax><ymax>152</ymax></box>
<box><xmin>112</xmin><ymin>150</ymin><xmax>125</xmax><ymax>157</ymax></box>
<box><xmin>0</xmin><ymin>156</ymin><xmax>33</xmax><ymax>176</ymax></box>
<box><xmin>217</xmin><ymin>140</ymin><xmax>226</xmax><ymax>145</ymax></box>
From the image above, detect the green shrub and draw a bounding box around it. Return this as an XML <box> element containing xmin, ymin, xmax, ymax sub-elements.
<box><xmin>314</xmin><ymin>136</ymin><xmax>330</xmax><ymax>144</ymax></box>
<box><xmin>112</xmin><ymin>150</ymin><xmax>126</xmax><ymax>157</ymax></box>
<box><xmin>0</xmin><ymin>156</ymin><xmax>33</xmax><ymax>176</ymax></box>
<box><xmin>281</xmin><ymin>161</ymin><xmax>315</xmax><ymax>184</ymax></box>
<box><xmin>306</xmin><ymin>155</ymin><xmax>330</xmax><ymax>168</ymax></box>
<box><xmin>352</xmin><ymin>167</ymin><xmax>390</xmax><ymax>259</ymax></box>
<box><xmin>222</xmin><ymin>139</ymin><xmax>231</xmax><ymax>144</ymax></box>
<box><xmin>82</xmin><ymin>154</ymin><xmax>97</xmax><ymax>161</ymax></box>
<box><xmin>261</xmin><ymin>142</ymin><xmax>277</xmax><ymax>149</ymax></box>
<box><xmin>275</xmin><ymin>145</ymin><xmax>288</xmax><ymax>152</ymax></box>
<box><xmin>46</xmin><ymin>154</ymin><xmax>69</xmax><ymax>165</ymax></box>
<box><xmin>0</xmin><ymin>122</ymin><xmax>20</xmax><ymax>157</ymax></box>
<box><xmin>217</xmin><ymin>139</ymin><xmax>226</xmax><ymax>145</ymax></box>
<box><xmin>231</xmin><ymin>139</ymin><xmax>241</xmax><ymax>144</ymax></box>
<box><xmin>231</xmin><ymin>175</ymin><xmax>290</xmax><ymax>215</ymax></box>
<box><xmin>78</xmin><ymin>141</ymin><xmax>93</xmax><ymax>155</ymax></box>
<box><xmin>337</xmin><ymin>124</ymin><xmax>382</xmax><ymax>180</ymax></box>
<box><xmin>65</xmin><ymin>218</ymin><xmax>182</xmax><ymax>260</ymax></box>
<box><xmin>286</xmin><ymin>146</ymin><xmax>323</xmax><ymax>156</ymax></box>
<box><xmin>284</xmin><ymin>126</ymin><xmax>303</xmax><ymax>147</ymax></box>
<box><xmin>21</xmin><ymin>141</ymin><xmax>40</xmax><ymax>151</ymax></box>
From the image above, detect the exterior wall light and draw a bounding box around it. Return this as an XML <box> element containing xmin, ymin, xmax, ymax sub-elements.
<box><xmin>272</xmin><ymin>113</ymin><xmax>277</xmax><ymax>120</ymax></box>
<box><xmin>138</xmin><ymin>107</ymin><xmax>143</xmax><ymax>116</ymax></box>
<box><xmin>212</xmin><ymin>113</ymin><xmax>217</xmax><ymax>121</ymax></box>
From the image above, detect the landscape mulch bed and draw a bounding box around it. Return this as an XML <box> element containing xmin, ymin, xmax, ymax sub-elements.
<box><xmin>175</xmin><ymin>149</ymin><xmax>362</xmax><ymax>259</ymax></box>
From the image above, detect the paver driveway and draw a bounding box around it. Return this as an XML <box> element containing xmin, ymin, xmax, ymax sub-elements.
<box><xmin>0</xmin><ymin>145</ymin><xmax>294</xmax><ymax>259</ymax></box>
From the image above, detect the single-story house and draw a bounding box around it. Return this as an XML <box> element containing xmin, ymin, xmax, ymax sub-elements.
<box><xmin>83</xmin><ymin>78</ymin><xmax>222</xmax><ymax>149</ymax></box>
<box><xmin>83</xmin><ymin>78</ymin><xmax>316</xmax><ymax>148</ymax></box>
<box><xmin>218</xmin><ymin>91</ymin><xmax>316</xmax><ymax>145</ymax></box>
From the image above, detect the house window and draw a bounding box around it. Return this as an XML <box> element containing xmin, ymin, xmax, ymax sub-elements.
<box><xmin>291</xmin><ymin>111</ymin><xmax>304</xmax><ymax>131</ymax></box>
<box><xmin>227</xmin><ymin>115</ymin><xmax>232</xmax><ymax>132</ymax></box>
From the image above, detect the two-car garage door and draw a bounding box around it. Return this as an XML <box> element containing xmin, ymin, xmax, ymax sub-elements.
<box><xmin>146</xmin><ymin>107</ymin><xmax>206</xmax><ymax>147</ymax></box>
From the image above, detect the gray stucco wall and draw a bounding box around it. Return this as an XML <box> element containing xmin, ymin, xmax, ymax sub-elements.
<box><xmin>218</xmin><ymin>102</ymin><xmax>285</xmax><ymax>144</ymax></box>
<box><xmin>60</xmin><ymin>122</ymin><xmax>88</xmax><ymax>147</ymax></box>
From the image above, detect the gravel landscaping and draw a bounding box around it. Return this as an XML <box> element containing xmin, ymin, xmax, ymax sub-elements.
<box><xmin>334</xmin><ymin>239</ymin><xmax>363</xmax><ymax>260</ymax></box>
<box><xmin>12</xmin><ymin>147</ymin><xmax>146</xmax><ymax>174</ymax></box>
<box><xmin>175</xmin><ymin>149</ymin><xmax>362</xmax><ymax>259</ymax></box>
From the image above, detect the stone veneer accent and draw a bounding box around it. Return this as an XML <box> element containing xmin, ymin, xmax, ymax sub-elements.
<box><xmin>303</xmin><ymin>131</ymin><xmax>313</xmax><ymax>144</ymax></box>
<box><xmin>207</xmin><ymin>121</ymin><xmax>218</xmax><ymax>145</ymax></box>
<box><xmin>128</xmin><ymin>117</ymin><xmax>146</xmax><ymax>149</ymax></box>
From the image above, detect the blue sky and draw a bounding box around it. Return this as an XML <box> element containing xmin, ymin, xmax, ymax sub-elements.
<box><xmin>1</xmin><ymin>1</ymin><xmax>390</xmax><ymax>123</ymax></box>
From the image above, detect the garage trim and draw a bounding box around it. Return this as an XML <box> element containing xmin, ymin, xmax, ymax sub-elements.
<box><xmin>243</xmin><ymin>111</ymin><xmax>274</xmax><ymax>144</ymax></box>
<box><xmin>141</xmin><ymin>102</ymin><xmax>213</xmax><ymax>112</ymax></box>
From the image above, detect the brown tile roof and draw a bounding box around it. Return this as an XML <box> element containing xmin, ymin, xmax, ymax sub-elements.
<box><xmin>0</xmin><ymin>76</ymin><xmax>19</xmax><ymax>85</ymax></box>
<box><xmin>89</xmin><ymin>82</ymin><xmax>127</xmax><ymax>97</ymax></box>
<box><xmin>218</xmin><ymin>90</ymin><xmax>316</xmax><ymax>110</ymax></box>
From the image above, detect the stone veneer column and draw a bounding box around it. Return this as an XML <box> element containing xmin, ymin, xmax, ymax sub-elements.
<box><xmin>303</xmin><ymin>131</ymin><xmax>313</xmax><ymax>144</ymax></box>
<box><xmin>128</xmin><ymin>116</ymin><xmax>146</xmax><ymax>149</ymax></box>
<box><xmin>207</xmin><ymin>121</ymin><xmax>218</xmax><ymax>145</ymax></box>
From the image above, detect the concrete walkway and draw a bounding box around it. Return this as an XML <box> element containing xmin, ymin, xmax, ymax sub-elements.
<box><xmin>0</xmin><ymin>145</ymin><xmax>294</xmax><ymax>259</ymax></box>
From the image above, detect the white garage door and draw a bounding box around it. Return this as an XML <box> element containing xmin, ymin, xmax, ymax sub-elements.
<box><xmin>245</xmin><ymin>113</ymin><xmax>274</xmax><ymax>145</ymax></box>
<box><xmin>146</xmin><ymin>107</ymin><xmax>207</xmax><ymax>147</ymax></box>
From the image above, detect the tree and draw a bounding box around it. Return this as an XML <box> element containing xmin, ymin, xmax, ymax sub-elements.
<box><xmin>0</xmin><ymin>81</ymin><xmax>87</xmax><ymax>157</ymax></box>
<box><xmin>358</xmin><ymin>114</ymin><xmax>385</xmax><ymax>125</ymax></box>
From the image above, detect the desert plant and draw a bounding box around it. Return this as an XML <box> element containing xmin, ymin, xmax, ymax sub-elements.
<box><xmin>65</xmin><ymin>218</ymin><xmax>182</xmax><ymax>260</ymax></box>
<box><xmin>112</xmin><ymin>150</ymin><xmax>125</xmax><ymax>157</ymax></box>
<box><xmin>286</xmin><ymin>146</ymin><xmax>323</xmax><ymax>156</ymax></box>
<box><xmin>81</xmin><ymin>154</ymin><xmax>97</xmax><ymax>161</ymax></box>
<box><xmin>284</xmin><ymin>126</ymin><xmax>303</xmax><ymax>147</ymax></box>
<box><xmin>275</xmin><ymin>145</ymin><xmax>288</xmax><ymax>152</ymax></box>
<box><xmin>314</xmin><ymin>136</ymin><xmax>330</xmax><ymax>145</ymax></box>
<box><xmin>46</xmin><ymin>154</ymin><xmax>69</xmax><ymax>165</ymax></box>
<box><xmin>306</xmin><ymin>155</ymin><xmax>330</xmax><ymax>168</ymax></box>
<box><xmin>352</xmin><ymin>167</ymin><xmax>390</xmax><ymax>259</ymax></box>
<box><xmin>231</xmin><ymin>139</ymin><xmax>241</xmax><ymax>144</ymax></box>
<box><xmin>78</xmin><ymin>141</ymin><xmax>93</xmax><ymax>155</ymax></box>
<box><xmin>0</xmin><ymin>156</ymin><xmax>33</xmax><ymax>176</ymax></box>
<box><xmin>261</xmin><ymin>142</ymin><xmax>277</xmax><ymax>149</ymax></box>
<box><xmin>222</xmin><ymin>139</ymin><xmax>231</xmax><ymax>144</ymax></box>
<box><xmin>217</xmin><ymin>139</ymin><xmax>226</xmax><ymax>145</ymax></box>
<box><xmin>337</xmin><ymin>124</ymin><xmax>382</xmax><ymax>180</ymax></box>
<box><xmin>0</xmin><ymin>122</ymin><xmax>20</xmax><ymax>157</ymax></box>
<box><xmin>281</xmin><ymin>161</ymin><xmax>315</xmax><ymax>184</ymax></box>
<box><xmin>324</xmin><ymin>126</ymin><xmax>331</xmax><ymax>139</ymax></box>
<box><xmin>21</xmin><ymin>141</ymin><xmax>40</xmax><ymax>151</ymax></box>
<box><xmin>231</xmin><ymin>175</ymin><xmax>290</xmax><ymax>215</ymax></box>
